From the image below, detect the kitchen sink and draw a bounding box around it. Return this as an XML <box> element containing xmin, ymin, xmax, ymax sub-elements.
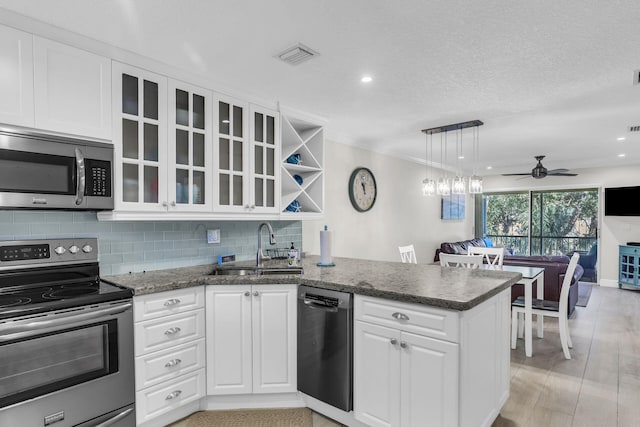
<box><xmin>211</xmin><ymin>266</ymin><xmax>304</xmax><ymax>276</ymax></box>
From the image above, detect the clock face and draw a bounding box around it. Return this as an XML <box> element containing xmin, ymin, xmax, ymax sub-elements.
<box><xmin>349</xmin><ymin>167</ymin><xmax>377</xmax><ymax>212</ymax></box>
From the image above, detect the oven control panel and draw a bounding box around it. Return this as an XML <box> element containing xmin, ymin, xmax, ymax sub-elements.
<box><xmin>0</xmin><ymin>238</ymin><xmax>98</xmax><ymax>266</ymax></box>
<box><xmin>1</xmin><ymin>244</ymin><xmax>50</xmax><ymax>261</ymax></box>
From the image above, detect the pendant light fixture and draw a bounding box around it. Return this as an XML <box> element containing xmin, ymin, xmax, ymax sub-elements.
<box><xmin>469</xmin><ymin>125</ymin><xmax>483</xmax><ymax>194</ymax></box>
<box><xmin>421</xmin><ymin>120</ymin><xmax>483</xmax><ymax>196</ymax></box>
<box><xmin>422</xmin><ymin>130</ymin><xmax>436</xmax><ymax>196</ymax></box>
<box><xmin>436</xmin><ymin>132</ymin><xmax>451</xmax><ymax>196</ymax></box>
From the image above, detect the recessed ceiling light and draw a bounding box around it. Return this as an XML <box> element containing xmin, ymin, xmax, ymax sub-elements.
<box><xmin>617</xmin><ymin>137</ymin><xmax>626</xmax><ymax>141</ymax></box>
<box><xmin>618</xmin><ymin>153</ymin><xmax>626</xmax><ymax>157</ymax></box>
<box><xmin>361</xmin><ymin>76</ymin><xmax>373</xmax><ymax>83</ymax></box>
<box><xmin>486</xmin><ymin>166</ymin><xmax>493</xmax><ymax>170</ymax></box>
<box><xmin>458</xmin><ymin>156</ymin><xmax>464</xmax><ymax>160</ymax></box>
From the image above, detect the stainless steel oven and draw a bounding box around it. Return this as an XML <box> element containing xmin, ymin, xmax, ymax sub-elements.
<box><xmin>0</xmin><ymin>127</ymin><xmax>113</xmax><ymax>210</ymax></box>
<box><xmin>0</xmin><ymin>238</ymin><xmax>134</xmax><ymax>427</ymax></box>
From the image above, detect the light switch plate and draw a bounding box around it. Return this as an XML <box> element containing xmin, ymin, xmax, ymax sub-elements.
<box><xmin>207</xmin><ymin>229</ymin><xmax>220</xmax><ymax>244</ymax></box>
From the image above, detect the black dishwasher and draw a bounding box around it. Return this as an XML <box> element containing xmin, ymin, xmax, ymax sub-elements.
<box><xmin>297</xmin><ymin>285</ymin><xmax>353</xmax><ymax>411</ymax></box>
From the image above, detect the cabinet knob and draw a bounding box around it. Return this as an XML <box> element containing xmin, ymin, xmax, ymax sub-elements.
<box><xmin>250</xmin><ymin>204</ymin><xmax>256</xmax><ymax>209</ymax></box>
<box><xmin>400</xmin><ymin>341</ymin><xmax>408</xmax><ymax>349</ymax></box>
<box><xmin>253</xmin><ymin>291</ymin><xmax>259</xmax><ymax>297</ymax></box>
<box><xmin>244</xmin><ymin>291</ymin><xmax>251</xmax><ymax>297</ymax></box>
<box><xmin>162</xmin><ymin>201</ymin><xmax>168</xmax><ymax>207</ymax></box>
<box><xmin>392</xmin><ymin>312</ymin><xmax>410</xmax><ymax>321</ymax></box>
<box><xmin>164</xmin><ymin>327</ymin><xmax>181</xmax><ymax>336</ymax></box>
<box><xmin>164</xmin><ymin>358</ymin><xmax>182</xmax><ymax>368</ymax></box>
<box><xmin>165</xmin><ymin>390</ymin><xmax>182</xmax><ymax>400</ymax></box>
<box><xmin>170</xmin><ymin>201</ymin><xmax>176</xmax><ymax>207</ymax></box>
<box><xmin>164</xmin><ymin>298</ymin><xmax>181</xmax><ymax>306</ymax></box>
<box><xmin>390</xmin><ymin>338</ymin><xmax>398</xmax><ymax>345</ymax></box>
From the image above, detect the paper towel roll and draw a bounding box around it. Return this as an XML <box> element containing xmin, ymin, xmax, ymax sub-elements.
<box><xmin>319</xmin><ymin>229</ymin><xmax>332</xmax><ymax>265</ymax></box>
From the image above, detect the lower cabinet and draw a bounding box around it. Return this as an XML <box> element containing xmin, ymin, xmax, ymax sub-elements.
<box><xmin>354</xmin><ymin>290</ymin><xmax>510</xmax><ymax>427</ymax></box>
<box><xmin>205</xmin><ymin>284</ymin><xmax>297</xmax><ymax>395</ymax></box>
<box><xmin>133</xmin><ymin>287</ymin><xmax>206</xmax><ymax>426</ymax></box>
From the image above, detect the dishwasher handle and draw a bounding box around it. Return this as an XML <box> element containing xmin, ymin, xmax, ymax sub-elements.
<box><xmin>303</xmin><ymin>299</ymin><xmax>339</xmax><ymax>312</ymax></box>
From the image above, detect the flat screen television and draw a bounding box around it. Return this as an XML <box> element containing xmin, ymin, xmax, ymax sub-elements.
<box><xmin>604</xmin><ymin>186</ymin><xmax>640</xmax><ymax>216</ymax></box>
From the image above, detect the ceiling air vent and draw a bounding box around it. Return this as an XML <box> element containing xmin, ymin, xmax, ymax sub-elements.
<box><xmin>277</xmin><ymin>43</ymin><xmax>319</xmax><ymax>66</ymax></box>
<box><xmin>629</xmin><ymin>125</ymin><xmax>640</xmax><ymax>132</ymax></box>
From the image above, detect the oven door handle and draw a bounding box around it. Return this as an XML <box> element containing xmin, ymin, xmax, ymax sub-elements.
<box><xmin>94</xmin><ymin>407</ymin><xmax>134</xmax><ymax>427</ymax></box>
<box><xmin>75</xmin><ymin>147</ymin><xmax>86</xmax><ymax>206</ymax></box>
<box><xmin>0</xmin><ymin>302</ymin><xmax>132</xmax><ymax>341</ymax></box>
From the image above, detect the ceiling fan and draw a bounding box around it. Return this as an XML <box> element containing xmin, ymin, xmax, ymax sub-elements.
<box><xmin>502</xmin><ymin>155</ymin><xmax>578</xmax><ymax>179</ymax></box>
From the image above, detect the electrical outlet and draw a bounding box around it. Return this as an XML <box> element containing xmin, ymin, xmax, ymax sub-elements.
<box><xmin>207</xmin><ymin>229</ymin><xmax>220</xmax><ymax>244</ymax></box>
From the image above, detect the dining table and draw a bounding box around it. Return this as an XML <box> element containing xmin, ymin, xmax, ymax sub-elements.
<box><xmin>481</xmin><ymin>264</ymin><xmax>545</xmax><ymax>357</ymax></box>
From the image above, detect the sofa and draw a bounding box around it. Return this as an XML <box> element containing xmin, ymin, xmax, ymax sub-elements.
<box><xmin>435</xmin><ymin>238</ymin><xmax>584</xmax><ymax>316</ymax></box>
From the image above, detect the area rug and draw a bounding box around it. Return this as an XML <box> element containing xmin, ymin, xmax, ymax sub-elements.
<box><xmin>576</xmin><ymin>282</ymin><xmax>593</xmax><ymax>307</ymax></box>
<box><xmin>185</xmin><ymin>408</ymin><xmax>313</xmax><ymax>427</ymax></box>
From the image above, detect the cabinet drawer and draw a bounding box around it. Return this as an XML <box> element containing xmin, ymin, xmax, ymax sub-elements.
<box><xmin>134</xmin><ymin>286</ymin><xmax>204</xmax><ymax>322</ymax></box>
<box><xmin>135</xmin><ymin>339</ymin><xmax>205</xmax><ymax>390</ymax></box>
<box><xmin>135</xmin><ymin>369</ymin><xmax>205</xmax><ymax>425</ymax></box>
<box><xmin>355</xmin><ymin>295</ymin><xmax>459</xmax><ymax>343</ymax></box>
<box><xmin>135</xmin><ymin>310</ymin><xmax>205</xmax><ymax>355</ymax></box>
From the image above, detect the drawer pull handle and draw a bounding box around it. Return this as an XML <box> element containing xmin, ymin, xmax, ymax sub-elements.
<box><xmin>165</xmin><ymin>390</ymin><xmax>182</xmax><ymax>400</ymax></box>
<box><xmin>164</xmin><ymin>327</ymin><xmax>181</xmax><ymax>335</ymax></box>
<box><xmin>164</xmin><ymin>298</ymin><xmax>181</xmax><ymax>306</ymax></box>
<box><xmin>164</xmin><ymin>358</ymin><xmax>182</xmax><ymax>368</ymax></box>
<box><xmin>400</xmin><ymin>341</ymin><xmax>408</xmax><ymax>349</ymax></box>
<box><xmin>392</xmin><ymin>312</ymin><xmax>410</xmax><ymax>321</ymax></box>
<box><xmin>390</xmin><ymin>338</ymin><xmax>398</xmax><ymax>345</ymax></box>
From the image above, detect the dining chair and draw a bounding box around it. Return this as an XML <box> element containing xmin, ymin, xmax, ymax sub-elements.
<box><xmin>467</xmin><ymin>246</ymin><xmax>505</xmax><ymax>266</ymax></box>
<box><xmin>398</xmin><ymin>244</ymin><xmax>417</xmax><ymax>264</ymax></box>
<box><xmin>439</xmin><ymin>253</ymin><xmax>483</xmax><ymax>268</ymax></box>
<box><xmin>511</xmin><ymin>252</ymin><xmax>580</xmax><ymax>359</ymax></box>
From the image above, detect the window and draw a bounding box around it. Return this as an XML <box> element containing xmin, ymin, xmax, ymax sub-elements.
<box><xmin>479</xmin><ymin>189</ymin><xmax>598</xmax><ymax>257</ymax></box>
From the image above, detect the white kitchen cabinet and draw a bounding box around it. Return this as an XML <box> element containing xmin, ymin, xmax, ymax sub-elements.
<box><xmin>213</xmin><ymin>97</ymin><xmax>280</xmax><ymax>215</ymax></box>
<box><xmin>280</xmin><ymin>112</ymin><xmax>324</xmax><ymax>218</ymax></box>
<box><xmin>354</xmin><ymin>321</ymin><xmax>458</xmax><ymax>427</ymax></box>
<box><xmin>0</xmin><ymin>24</ymin><xmax>34</xmax><ymax>127</ymax></box>
<box><xmin>112</xmin><ymin>61</ymin><xmax>168</xmax><ymax>212</ymax></box>
<box><xmin>354</xmin><ymin>290</ymin><xmax>510</xmax><ymax>427</ymax></box>
<box><xmin>205</xmin><ymin>284</ymin><xmax>297</xmax><ymax>395</ymax></box>
<box><xmin>33</xmin><ymin>36</ymin><xmax>111</xmax><ymax>139</ymax></box>
<box><xmin>133</xmin><ymin>286</ymin><xmax>206</xmax><ymax>427</ymax></box>
<box><xmin>168</xmin><ymin>79</ymin><xmax>213</xmax><ymax>212</ymax></box>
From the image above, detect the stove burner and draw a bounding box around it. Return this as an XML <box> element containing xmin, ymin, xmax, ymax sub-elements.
<box><xmin>44</xmin><ymin>287</ymin><xmax>99</xmax><ymax>300</ymax></box>
<box><xmin>0</xmin><ymin>296</ymin><xmax>31</xmax><ymax>308</ymax></box>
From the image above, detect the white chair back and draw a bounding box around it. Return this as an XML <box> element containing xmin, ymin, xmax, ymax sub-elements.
<box><xmin>468</xmin><ymin>246</ymin><xmax>504</xmax><ymax>266</ymax></box>
<box><xmin>558</xmin><ymin>252</ymin><xmax>580</xmax><ymax>318</ymax></box>
<box><xmin>439</xmin><ymin>253</ymin><xmax>483</xmax><ymax>268</ymax></box>
<box><xmin>398</xmin><ymin>244</ymin><xmax>417</xmax><ymax>264</ymax></box>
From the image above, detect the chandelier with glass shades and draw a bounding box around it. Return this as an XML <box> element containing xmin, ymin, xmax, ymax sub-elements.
<box><xmin>421</xmin><ymin>120</ymin><xmax>484</xmax><ymax>196</ymax></box>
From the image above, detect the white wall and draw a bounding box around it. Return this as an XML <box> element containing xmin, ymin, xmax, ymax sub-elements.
<box><xmin>483</xmin><ymin>164</ymin><xmax>640</xmax><ymax>286</ymax></box>
<box><xmin>302</xmin><ymin>140</ymin><xmax>473</xmax><ymax>263</ymax></box>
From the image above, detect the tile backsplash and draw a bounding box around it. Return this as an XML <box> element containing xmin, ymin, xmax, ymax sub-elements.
<box><xmin>0</xmin><ymin>210</ymin><xmax>302</xmax><ymax>276</ymax></box>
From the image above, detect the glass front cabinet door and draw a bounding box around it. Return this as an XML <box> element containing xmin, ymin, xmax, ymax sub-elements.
<box><xmin>249</xmin><ymin>105</ymin><xmax>280</xmax><ymax>214</ymax></box>
<box><xmin>168</xmin><ymin>80</ymin><xmax>212</xmax><ymax>212</ymax></box>
<box><xmin>112</xmin><ymin>62</ymin><xmax>168</xmax><ymax>212</ymax></box>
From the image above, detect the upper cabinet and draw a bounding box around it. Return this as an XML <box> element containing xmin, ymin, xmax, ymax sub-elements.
<box><xmin>0</xmin><ymin>25</ymin><xmax>34</xmax><ymax>127</ymax></box>
<box><xmin>112</xmin><ymin>62</ymin><xmax>168</xmax><ymax>213</ymax></box>
<box><xmin>33</xmin><ymin>37</ymin><xmax>111</xmax><ymax>140</ymax></box>
<box><xmin>0</xmin><ymin>24</ymin><xmax>110</xmax><ymax>140</ymax></box>
<box><xmin>213</xmin><ymin>97</ymin><xmax>280</xmax><ymax>215</ymax></box>
<box><xmin>280</xmin><ymin>114</ymin><xmax>324</xmax><ymax>218</ymax></box>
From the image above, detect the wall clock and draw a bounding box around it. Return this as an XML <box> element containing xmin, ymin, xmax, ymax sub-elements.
<box><xmin>348</xmin><ymin>167</ymin><xmax>377</xmax><ymax>212</ymax></box>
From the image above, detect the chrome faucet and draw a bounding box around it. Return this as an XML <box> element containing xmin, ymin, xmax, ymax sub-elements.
<box><xmin>257</xmin><ymin>222</ymin><xmax>276</xmax><ymax>266</ymax></box>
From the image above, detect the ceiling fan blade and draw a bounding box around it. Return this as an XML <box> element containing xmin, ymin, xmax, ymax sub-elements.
<box><xmin>548</xmin><ymin>172</ymin><xmax>578</xmax><ymax>176</ymax></box>
<box><xmin>546</xmin><ymin>168</ymin><xmax>569</xmax><ymax>174</ymax></box>
<box><xmin>501</xmin><ymin>173</ymin><xmax>532</xmax><ymax>176</ymax></box>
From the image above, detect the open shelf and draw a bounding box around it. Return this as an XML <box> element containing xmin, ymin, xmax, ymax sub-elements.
<box><xmin>280</xmin><ymin>113</ymin><xmax>324</xmax><ymax>218</ymax></box>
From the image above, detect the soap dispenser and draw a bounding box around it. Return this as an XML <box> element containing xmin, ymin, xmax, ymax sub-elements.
<box><xmin>287</xmin><ymin>242</ymin><xmax>298</xmax><ymax>267</ymax></box>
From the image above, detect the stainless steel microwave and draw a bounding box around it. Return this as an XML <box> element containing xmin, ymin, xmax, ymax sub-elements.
<box><xmin>0</xmin><ymin>128</ymin><xmax>114</xmax><ymax>210</ymax></box>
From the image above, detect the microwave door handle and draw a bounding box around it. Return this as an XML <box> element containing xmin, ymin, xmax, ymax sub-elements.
<box><xmin>0</xmin><ymin>302</ymin><xmax>132</xmax><ymax>342</ymax></box>
<box><xmin>75</xmin><ymin>147</ymin><xmax>86</xmax><ymax>205</ymax></box>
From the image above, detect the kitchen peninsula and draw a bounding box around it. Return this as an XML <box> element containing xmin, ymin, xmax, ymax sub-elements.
<box><xmin>106</xmin><ymin>257</ymin><xmax>521</xmax><ymax>427</ymax></box>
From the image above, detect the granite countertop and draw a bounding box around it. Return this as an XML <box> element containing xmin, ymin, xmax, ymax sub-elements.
<box><xmin>104</xmin><ymin>256</ymin><xmax>522</xmax><ymax>311</ymax></box>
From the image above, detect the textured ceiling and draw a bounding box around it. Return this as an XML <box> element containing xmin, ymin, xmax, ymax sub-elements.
<box><xmin>1</xmin><ymin>0</ymin><xmax>639</xmax><ymax>177</ymax></box>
